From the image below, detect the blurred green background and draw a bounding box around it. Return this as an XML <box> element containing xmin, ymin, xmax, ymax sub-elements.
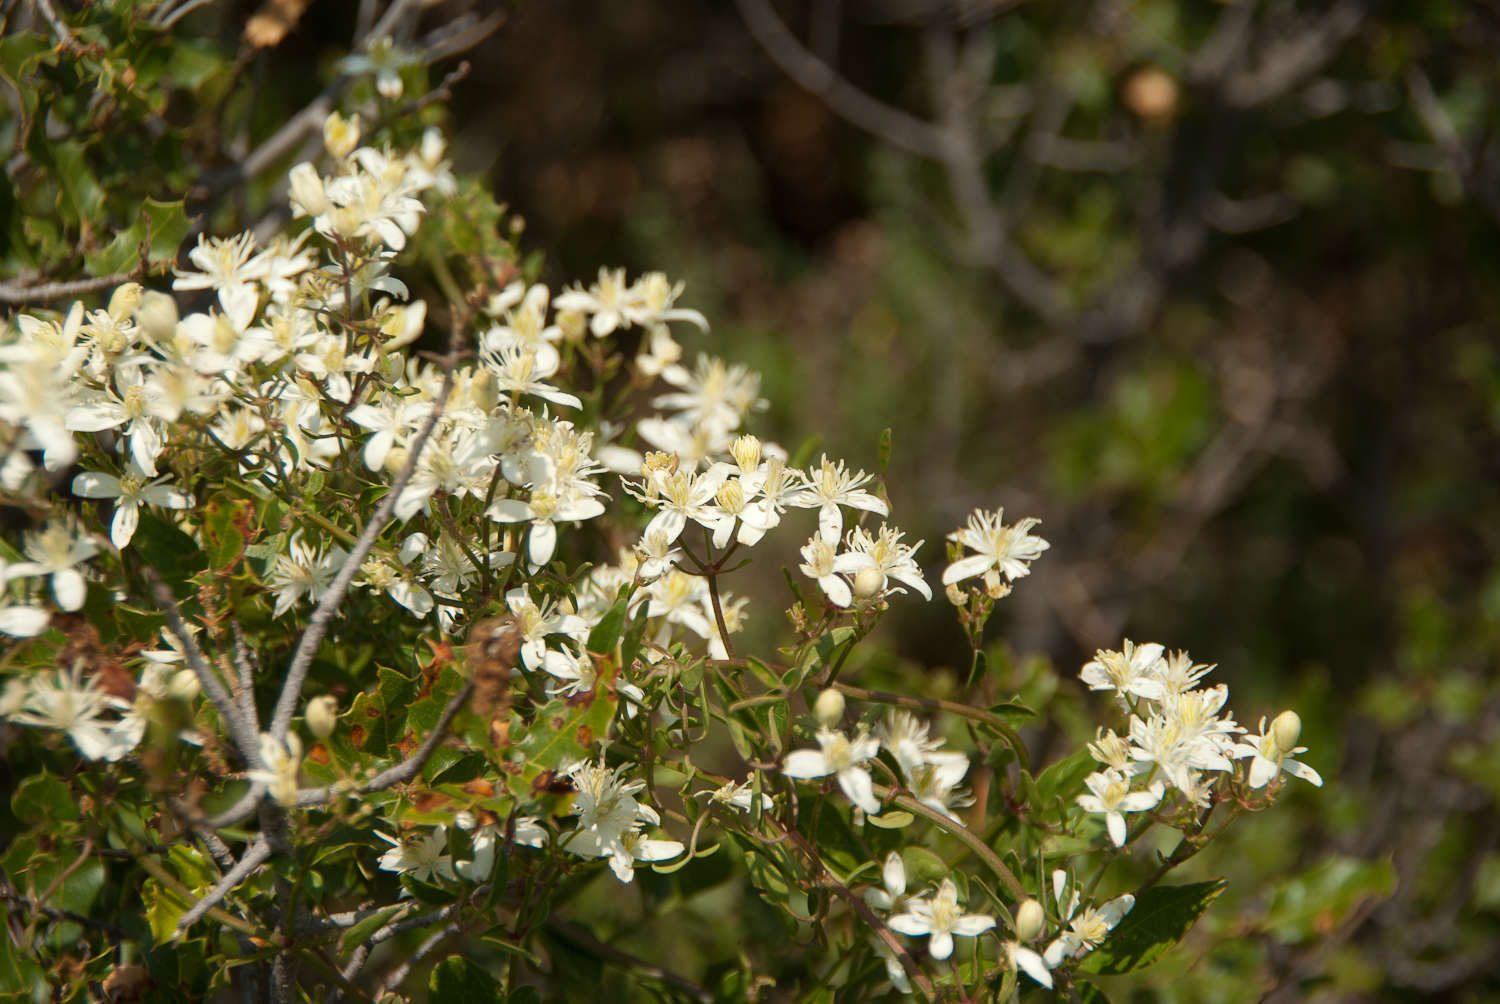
<box><xmin>6</xmin><ymin>0</ymin><xmax>1500</xmax><ymax>998</ymax></box>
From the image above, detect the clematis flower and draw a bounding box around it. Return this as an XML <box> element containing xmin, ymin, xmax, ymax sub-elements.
<box><xmin>783</xmin><ymin>727</ymin><xmax>882</xmax><ymax>814</ymax></box>
<box><xmin>888</xmin><ymin>878</ymin><xmax>996</xmax><ymax>961</ymax></box>
<box><xmin>72</xmin><ymin>460</ymin><xmax>193</xmax><ymax>549</ymax></box>
<box><xmin>942</xmin><ymin>507</ymin><xmax>1049</xmax><ymax>587</ymax></box>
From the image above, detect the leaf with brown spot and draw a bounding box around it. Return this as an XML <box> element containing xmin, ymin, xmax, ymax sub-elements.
<box><xmin>410</xmin><ymin>790</ymin><xmax>451</xmax><ymax>814</ymax></box>
<box><xmin>306</xmin><ymin>743</ymin><xmax>330</xmax><ymax>766</ymax></box>
<box><xmin>349</xmin><ymin>724</ymin><xmax>367</xmax><ymax>747</ymax></box>
<box><xmin>393</xmin><ymin>730</ymin><xmax>418</xmax><ymax>758</ymax></box>
<box><xmin>461</xmin><ymin>780</ymin><xmax>496</xmax><ymax>797</ymax></box>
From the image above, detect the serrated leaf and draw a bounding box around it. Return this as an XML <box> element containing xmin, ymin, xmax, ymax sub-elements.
<box><xmin>1080</xmin><ymin>879</ymin><xmax>1227</xmax><ymax>974</ymax></box>
<box><xmin>12</xmin><ymin>773</ymin><xmax>78</xmax><ymax>824</ymax></box>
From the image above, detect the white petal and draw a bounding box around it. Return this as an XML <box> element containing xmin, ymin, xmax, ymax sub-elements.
<box><xmin>111</xmin><ymin>503</ymin><xmax>140</xmax><ymax>548</ymax></box>
<box><xmin>782</xmin><ymin>750</ymin><xmax>831</xmax><ymax>779</ymax></box>
<box><xmin>941</xmin><ymin>554</ymin><xmax>994</xmax><ymax>586</ymax></box>
<box><xmin>836</xmin><ymin>766</ymin><xmax>880</xmax><ymax>814</ymax></box>
<box><xmin>52</xmin><ymin>569</ymin><xmax>86</xmax><ymax>611</ymax></box>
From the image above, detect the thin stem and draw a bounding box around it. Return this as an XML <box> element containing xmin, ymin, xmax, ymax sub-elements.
<box><xmin>835</xmin><ymin>681</ymin><xmax>1031</xmax><ymax>774</ymax></box>
<box><xmin>887</xmin><ymin>791</ymin><xmax>1026</xmax><ymax>903</ymax></box>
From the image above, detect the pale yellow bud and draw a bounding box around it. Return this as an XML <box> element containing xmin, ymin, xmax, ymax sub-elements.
<box><xmin>323</xmin><ymin>111</ymin><xmax>360</xmax><ymax>159</ymax></box>
<box><xmin>1015</xmin><ymin>898</ymin><xmax>1045</xmax><ymax>942</ymax></box>
<box><xmin>288</xmin><ymin>162</ymin><xmax>329</xmax><ymax>217</ymax></box>
<box><xmin>945</xmin><ymin>582</ymin><xmax>965</xmax><ymax>606</ymax></box>
<box><xmin>136</xmin><ymin>291</ymin><xmax>179</xmax><ymax>343</ymax></box>
<box><xmin>1268</xmin><ymin>710</ymin><xmax>1302</xmax><ymax>759</ymax></box>
<box><xmin>108</xmin><ymin>282</ymin><xmax>143</xmax><ymax>321</ymax></box>
<box><xmin>306</xmin><ymin>695</ymin><xmax>339</xmax><ymax>740</ymax></box>
<box><xmin>167</xmin><ymin>669</ymin><xmax>201</xmax><ymax>702</ymax></box>
<box><xmin>852</xmin><ymin>566</ymin><xmax>885</xmax><ymax>600</ymax></box>
<box><xmin>813</xmin><ymin>688</ymin><xmax>845</xmax><ymax>728</ymax></box>
<box><xmin>383</xmin><ymin>445</ymin><xmax>410</xmax><ymax>475</ymax></box>
<box><xmin>471</xmin><ymin>369</ymin><xmax>499</xmax><ymax>411</ymax></box>
<box><xmin>557</xmin><ymin>307</ymin><xmax>586</xmax><ymax>343</ymax></box>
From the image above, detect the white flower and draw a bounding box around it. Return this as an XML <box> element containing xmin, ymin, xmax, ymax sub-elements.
<box><xmin>789</xmin><ymin>455</ymin><xmax>888</xmax><ymax>545</ymax></box>
<box><xmin>1234</xmin><ymin>711</ymin><xmax>1323</xmax><ymax>789</ymax></box>
<box><xmin>5</xmin><ymin>662</ymin><xmax>133</xmax><ymax>761</ymax></box>
<box><xmin>72</xmin><ymin>460</ymin><xmax>193</xmax><ymax>549</ymax></box>
<box><xmin>887</xmin><ymin>878</ymin><xmax>995</xmax><ymax>961</ymax></box>
<box><xmin>942</xmin><ymin>507</ymin><xmax>1049</xmax><ymax>587</ymax></box>
<box><xmin>1075</xmin><ymin>769</ymin><xmax>1163</xmax><ymax>846</ymax></box>
<box><xmin>863</xmin><ymin>852</ymin><xmax>907</xmax><ymax>912</ymax></box>
<box><xmin>1043</xmin><ymin>871</ymin><xmax>1135</xmax><ymax>967</ymax></box>
<box><xmin>11</xmin><ymin>521</ymin><xmax>98</xmax><ymax>611</ymax></box>
<box><xmin>700</xmin><ymin>778</ymin><xmax>774</xmax><ymax>814</ymax></box>
<box><xmin>1079</xmin><ymin>640</ymin><xmax>1167</xmax><ymax>701</ymax></box>
<box><xmin>267</xmin><ymin>532</ymin><xmax>346</xmax><ymax>617</ymax></box>
<box><xmin>783</xmin><ymin>727</ymin><xmax>882</xmax><ymax>814</ymax></box>
<box><xmin>376</xmin><ymin>825</ymin><xmax>456</xmax><ymax>886</ymax></box>
<box><xmin>799</xmin><ymin>535</ymin><xmax>852</xmax><ymax>608</ymax></box>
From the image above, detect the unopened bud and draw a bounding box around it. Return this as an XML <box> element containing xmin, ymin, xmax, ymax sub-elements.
<box><xmin>306</xmin><ymin>695</ymin><xmax>339</xmax><ymax>740</ymax></box>
<box><xmin>323</xmin><ymin>111</ymin><xmax>360</xmax><ymax>159</ymax></box>
<box><xmin>813</xmin><ymin>688</ymin><xmax>845</xmax><ymax>728</ymax></box>
<box><xmin>1015</xmin><ymin>898</ymin><xmax>1045</xmax><ymax>942</ymax></box>
<box><xmin>288</xmin><ymin>162</ymin><xmax>329</xmax><ymax>217</ymax></box>
<box><xmin>945</xmin><ymin>582</ymin><xmax>965</xmax><ymax>606</ymax></box>
<box><xmin>1268</xmin><ymin>710</ymin><xmax>1302</xmax><ymax>759</ymax></box>
<box><xmin>852</xmin><ymin>566</ymin><xmax>885</xmax><ymax>600</ymax></box>
<box><xmin>135</xmin><ymin>291</ymin><xmax>179</xmax><ymax>343</ymax></box>
<box><xmin>108</xmin><ymin>282</ymin><xmax>143</xmax><ymax>321</ymax></box>
<box><xmin>383</xmin><ymin>445</ymin><xmax>409</xmax><ymax>476</ymax></box>
<box><xmin>471</xmin><ymin>369</ymin><xmax>499</xmax><ymax>411</ymax></box>
<box><xmin>167</xmin><ymin>669</ymin><xmax>201</xmax><ymax>702</ymax></box>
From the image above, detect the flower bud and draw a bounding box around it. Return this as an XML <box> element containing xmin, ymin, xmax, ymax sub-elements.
<box><xmin>852</xmin><ymin>566</ymin><xmax>885</xmax><ymax>600</ymax></box>
<box><xmin>135</xmin><ymin>291</ymin><xmax>179</xmax><ymax>343</ymax></box>
<box><xmin>471</xmin><ymin>369</ymin><xmax>499</xmax><ymax>411</ymax></box>
<box><xmin>945</xmin><ymin>582</ymin><xmax>965</xmax><ymax>606</ymax></box>
<box><xmin>167</xmin><ymin>669</ymin><xmax>201</xmax><ymax>702</ymax></box>
<box><xmin>813</xmin><ymin>688</ymin><xmax>845</xmax><ymax>728</ymax></box>
<box><xmin>323</xmin><ymin>111</ymin><xmax>360</xmax><ymax>159</ymax></box>
<box><xmin>383</xmin><ymin>445</ymin><xmax>409</xmax><ymax>476</ymax></box>
<box><xmin>1268</xmin><ymin>710</ymin><xmax>1302</xmax><ymax>759</ymax></box>
<box><xmin>1015</xmin><ymin>898</ymin><xmax>1045</xmax><ymax>942</ymax></box>
<box><xmin>306</xmin><ymin>695</ymin><xmax>339</xmax><ymax>740</ymax></box>
<box><xmin>108</xmin><ymin>282</ymin><xmax>143</xmax><ymax>321</ymax></box>
<box><xmin>288</xmin><ymin>162</ymin><xmax>329</xmax><ymax>217</ymax></box>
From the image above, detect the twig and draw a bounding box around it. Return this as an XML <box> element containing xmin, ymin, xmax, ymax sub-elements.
<box><xmin>888</xmin><ymin>792</ymin><xmax>1025</xmax><ymax>901</ymax></box>
<box><xmin>832</xmin><ymin>682</ymin><xmax>1030</xmax><ymax>774</ymax></box>
<box><xmin>736</xmin><ymin>0</ymin><xmax>954</xmax><ymax>162</ymax></box>
<box><xmin>374</xmin><ymin>922</ymin><xmax>460</xmax><ymax>997</ymax></box>
<box><xmin>154</xmin><ymin>0</ymin><xmax>219</xmax><ymax>30</ymax></box>
<box><xmin>232</xmin><ymin>622</ymin><xmax>261</xmax><ymax>733</ymax></box>
<box><xmin>30</xmin><ymin>0</ymin><xmax>73</xmax><ymax>45</ymax></box>
<box><xmin>0</xmin><ymin>272</ymin><xmax>136</xmax><ymax>307</ymax></box>
<box><xmin>146</xmin><ymin>571</ymin><xmax>264</xmax><ymax>767</ymax></box>
<box><xmin>268</xmin><ymin>350</ymin><xmax>459</xmax><ymax>742</ymax></box>
<box><xmin>175</xmin><ymin>838</ymin><xmax>273</xmax><ymax>934</ymax></box>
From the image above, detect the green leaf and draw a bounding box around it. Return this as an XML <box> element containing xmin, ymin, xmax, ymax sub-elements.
<box><xmin>340</xmin><ymin>905</ymin><xmax>407</xmax><ymax>959</ymax></box>
<box><xmin>1036</xmin><ymin>748</ymin><xmax>1095</xmax><ymax>803</ymax></box>
<box><xmin>1080</xmin><ymin>879</ymin><xmax>1227</xmax><ymax>974</ymax></box>
<box><xmin>142</xmin><ymin>197</ymin><xmax>190</xmax><ymax>266</ymax></box>
<box><xmin>45</xmin><ymin>139</ymin><xmax>106</xmax><ymax>222</ymax></box>
<box><xmin>428</xmin><ymin>956</ymin><xmax>503</xmax><ymax>1001</ymax></box>
<box><xmin>12</xmin><ymin>773</ymin><xmax>78</xmax><ymax>824</ymax></box>
<box><xmin>586</xmin><ymin>590</ymin><xmax>629</xmax><ymax>655</ymax></box>
<box><xmin>866</xmin><ymin>810</ymin><xmax>914</xmax><ymax>830</ymax></box>
<box><xmin>878</xmin><ymin>426</ymin><xmax>893</xmax><ymax>470</ymax></box>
